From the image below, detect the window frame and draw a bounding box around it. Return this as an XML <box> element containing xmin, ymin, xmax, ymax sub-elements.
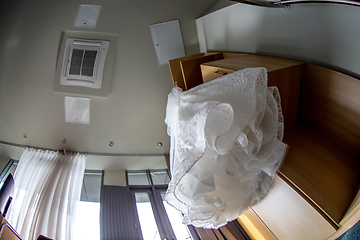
<box><xmin>73</xmin><ymin>169</ymin><xmax>103</xmax><ymax>240</ymax></box>
<box><xmin>127</xmin><ymin>169</ymin><xmax>200</xmax><ymax>240</ymax></box>
<box><xmin>80</xmin><ymin>169</ymin><xmax>103</xmax><ymax>203</ymax></box>
<box><xmin>130</xmin><ymin>186</ymin><xmax>175</xmax><ymax>240</ymax></box>
<box><xmin>0</xmin><ymin>159</ymin><xmax>18</xmax><ymax>182</ymax></box>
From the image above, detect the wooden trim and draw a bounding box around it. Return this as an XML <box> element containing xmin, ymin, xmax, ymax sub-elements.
<box><xmin>326</xmin><ymin>210</ymin><xmax>360</xmax><ymax>240</ymax></box>
<box><xmin>340</xmin><ymin>188</ymin><xmax>360</xmax><ymax>226</ymax></box>
<box><xmin>169</xmin><ymin>52</ymin><xmax>249</xmax><ymax>90</ymax></box>
<box><xmin>267</xmin><ymin>64</ymin><xmax>304</xmax><ymax>131</ymax></box>
<box><xmin>237</xmin><ymin>210</ymin><xmax>277</xmax><ymax>240</ymax></box>
<box><xmin>201</xmin><ymin>54</ymin><xmax>303</xmax><ymax>72</ymax></box>
<box><xmin>0</xmin><ymin>216</ymin><xmax>22</xmax><ymax>240</ymax></box>
<box><xmin>168</xmin><ymin>53</ymin><xmax>207</xmax><ymax>90</ymax></box>
<box><xmin>163</xmin><ymin>154</ymin><xmax>170</xmax><ymax>173</ymax></box>
<box><xmin>222</xmin><ymin>52</ymin><xmax>249</xmax><ymax>59</ymax></box>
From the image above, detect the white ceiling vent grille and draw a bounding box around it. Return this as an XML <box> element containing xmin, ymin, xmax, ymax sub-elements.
<box><xmin>60</xmin><ymin>38</ymin><xmax>109</xmax><ymax>89</ymax></box>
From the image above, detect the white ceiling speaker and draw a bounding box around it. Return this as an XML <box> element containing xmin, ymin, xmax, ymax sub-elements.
<box><xmin>74</xmin><ymin>5</ymin><xmax>101</xmax><ymax>28</ymax></box>
<box><xmin>64</xmin><ymin>96</ymin><xmax>90</xmax><ymax>124</ymax></box>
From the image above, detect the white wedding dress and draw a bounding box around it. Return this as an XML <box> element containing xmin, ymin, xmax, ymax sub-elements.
<box><xmin>164</xmin><ymin>67</ymin><xmax>287</xmax><ymax>228</ymax></box>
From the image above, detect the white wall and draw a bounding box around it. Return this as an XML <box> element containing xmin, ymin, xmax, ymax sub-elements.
<box><xmin>103</xmin><ymin>170</ymin><xmax>126</xmax><ymax>186</ymax></box>
<box><xmin>0</xmin><ymin>156</ymin><xmax>10</xmax><ymax>173</ymax></box>
<box><xmin>196</xmin><ymin>3</ymin><xmax>360</xmax><ymax>79</ymax></box>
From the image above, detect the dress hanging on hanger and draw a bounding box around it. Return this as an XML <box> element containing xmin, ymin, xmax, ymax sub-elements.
<box><xmin>164</xmin><ymin>67</ymin><xmax>287</xmax><ymax>228</ymax></box>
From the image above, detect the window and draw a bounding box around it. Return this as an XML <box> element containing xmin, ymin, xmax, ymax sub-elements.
<box><xmin>127</xmin><ymin>170</ymin><xmax>199</xmax><ymax>240</ymax></box>
<box><xmin>135</xmin><ymin>192</ymin><xmax>161</xmax><ymax>240</ymax></box>
<box><xmin>73</xmin><ymin>170</ymin><xmax>102</xmax><ymax>240</ymax></box>
<box><xmin>150</xmin><ymin>169</ymin><xmax>171</xmax><ymax>185</ymax></box>
<box><xmin>128</xmin><ymin>170</ymin><xmax>151</xmax><ymax>185</ymax></box>
<box><xmin>0</xmin><ymin>160</ymin><xmax>17</xmax><ymax>187</ymax></box>
<box><xmin>0</xmin><ymin>160</ymin><xmax>17</xmax><ymax>214</ymax></box>
<box><xmin>160</xmin><ymin>192</ymin><xmax>193</xmax><ymax>240</ymax></box>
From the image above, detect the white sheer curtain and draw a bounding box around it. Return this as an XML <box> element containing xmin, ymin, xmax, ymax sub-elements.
<box><xmin>7</xmin><ymin>148</ymin><xmax>86</xmax><ymax>240</ymax></box>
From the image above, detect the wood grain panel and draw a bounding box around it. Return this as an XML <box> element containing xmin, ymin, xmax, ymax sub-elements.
<box><xmin>201</xmin><ymin>57</ymin><xmax>304</xmax><ymax>131</ymax></box>
<box><xmin>300</xmin><ymin>64</ymin><xmax>360</xmax><ymax>157</ymax></box>
<box><xmin>237</xmin><ymin>209</ymin><xmax>277</xmax><ymax>240</ymax></box>
<box><xmin>169</xmin><ymin>52</ymin><xmax>248</xmax><ymax>90</ymax></box>
<box><xmin>180</xmin><ymin>53</ymin><xmax>223</xmax><ymax>90</ymax></box>
<box><xmin>202</xmin><ymin>54</ymin><xmax>303</xmax><ymax>73</ymax></box>
<box><xmin>281</xmin><ymin>125</ymin><xmax>360</xmax><ymax>224</ymax></box>
<box><xmin>168</xmin><ymin>53</ymin><xmax>208</xmax><ymax>90</ymax></box>
<box><xmin>252</xmin><ymin>176</ymin><xmax>336</xmax><ymax>240</ymax></box>
<box><xmin>267</xmin><ymin>65</ymin><xmax>304</xmax><ymax>131</ymax></box>
<box><xmin>201</xmin><ymin>65</ymin><xmax>236</xmax><ymax>83</ymax></box>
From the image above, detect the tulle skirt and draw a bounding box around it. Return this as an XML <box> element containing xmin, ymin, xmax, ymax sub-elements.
<box><xmin>165</xmin><ymin>67</ymin><xmax>287</xmax><ymax>228</ymax></box>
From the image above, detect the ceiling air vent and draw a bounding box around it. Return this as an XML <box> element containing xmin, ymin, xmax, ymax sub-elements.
<box><xmin>60</xmin><ymin>38</ymin><xmax>109</xmax><ymax>89</ymax></box>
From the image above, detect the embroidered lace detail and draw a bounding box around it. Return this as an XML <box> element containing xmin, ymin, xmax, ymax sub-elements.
<box><xmin>164</xmin><ymin>68</ymin><xmax>287</xmax><ymax>228</ymax></box>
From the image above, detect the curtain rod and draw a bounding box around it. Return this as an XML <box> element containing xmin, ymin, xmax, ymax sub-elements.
<box><xmin>274</xmin><ymin>0</ymin><xmax>360</xmax><ymax>7</ymax></box>
<box><xmin>0</xmin><ymin>140</ymin><xmax>165</xmax><ymax>157</ymax></box>
<box><xmin>233</xmin><ymin>0</ymin><xmax>360</xmax><ymax>8</ymax></box>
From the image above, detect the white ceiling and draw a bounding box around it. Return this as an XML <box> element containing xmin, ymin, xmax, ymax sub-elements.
<box><xmin>0</xmin><ymin>0</ymin><xmax>219</xmax><ymax>170</ymax></box>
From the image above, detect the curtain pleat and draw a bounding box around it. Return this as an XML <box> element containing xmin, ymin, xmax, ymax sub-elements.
<box><xmin>196</xmin><ymin>219</ymin><xmax>251</xmax><ymax>240</ymax></box>
<box><xmin>100</xmin><ymin>186</ymin><xmax>141</xmax><ymax>240</ymax></box>
<box><xmin>7</xmin><ymin>148</ymin><xmax>86</xmax><ymax>240</ymax></box>
<box><xmin>226</xmin><ymin>219</ymin><xmax>251</xmax><ymax>240</ymax></box>
<box><xmin>195</xmin><ymin>228</ymin><xmax>219</xmax><ymax>240</ymax></box>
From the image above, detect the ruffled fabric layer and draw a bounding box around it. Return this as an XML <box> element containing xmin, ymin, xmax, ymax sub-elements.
<box><xmin>165</xmin><ymin>67</ymin><xmax>287</xmax><ymax>228</ymax></box>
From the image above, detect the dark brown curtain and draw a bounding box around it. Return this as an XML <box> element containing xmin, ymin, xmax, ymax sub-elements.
<box><xmin>196</xmin><ymin>219</ymin><xmax>251</xmax><ymax>240</ymax></box>
<box><xmin>100</xmin><ymin>186</ymin><xmax>142</xmax><ymax>240</ymax></box>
